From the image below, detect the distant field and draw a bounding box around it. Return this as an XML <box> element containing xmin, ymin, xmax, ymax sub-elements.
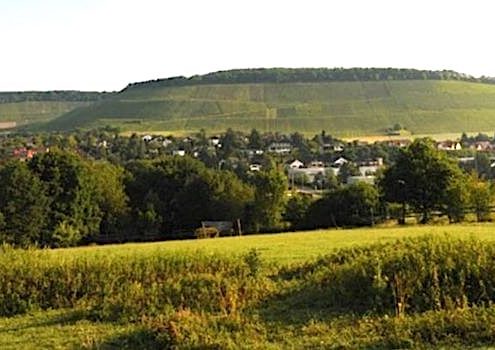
<box><xmin>56</xmin><ymin>223</ymin><xmax>495</xmax><ymax>264</ymax></box>
<box><xmin>42</xmin><ymin>80</ymin><xmax>495</xmax><ymax>136</ymax></box>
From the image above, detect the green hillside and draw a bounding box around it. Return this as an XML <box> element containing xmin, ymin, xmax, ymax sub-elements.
<box><xmin>0</xmin><ymin>91</ymin><xmax>110</xmax><ymax>129</ymax></box>
<box><xmin>44</xmin><ymin>78</ymin><xmax>495</xmax><ymax>136</ymax></box>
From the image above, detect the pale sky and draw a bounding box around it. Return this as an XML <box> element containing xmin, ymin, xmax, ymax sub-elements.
<box><xmin>1</xmin><ymin>0</ymin><xmax>494</xmax><ymax>91</ymax></box>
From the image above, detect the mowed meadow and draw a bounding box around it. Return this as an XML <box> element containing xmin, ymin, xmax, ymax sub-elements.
<box><xmin>44</xmin><ymin>80</ymin><xmax>495</xmax><ymax>137</ymax></box>
<box><xmin>4</xmin><ymin>224</ymin><xmax>495</xmax><ymax>349</ymax></box>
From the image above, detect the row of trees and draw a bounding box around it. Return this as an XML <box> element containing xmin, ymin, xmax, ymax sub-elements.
<box><xmin>0</xmin><ymin>138</ymin><xmax>493</xmax><ymax>248</ymax></box>
<box><xmin>0</xmin><ymin>150</ymin><xmax>287</xmax><ymax>247</ymax></box>
<box><xmin>124</xmin><ymin>68</ymin><xmax>478</xmax><ymax>91</ymax></box>
<box><xmin>0</xmin><ymin>91</ymin><xmax>110</xmax><ymax>104</ymax></box>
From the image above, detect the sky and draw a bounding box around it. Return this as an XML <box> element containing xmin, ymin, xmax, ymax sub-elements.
<box><xmin>1</xmin><ymin>0</ymin><xmax>495</xmax><ymax>91</ymax></box>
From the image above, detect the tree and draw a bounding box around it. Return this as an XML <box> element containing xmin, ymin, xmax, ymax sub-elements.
<box><xmin>125</xmin><ymin>156</ymin><xmax>254</xmax><ymax>235</ymax></box>
<box><xmin>380</xmin><ymin>138</ymin><xmax>464</xmax><ymax>223</ymax></box>
<box><xmin>304</xmin><ymin>182</ymin><xmax>380</xmax><ymax>228</ymax></box>
<box><xmin>337</xmin><ymin>162</ymin><xmax>360</xmax><ymax>184</ymax></box>
<box><xmin>443</xmin><ymin>174</ymin><xmax>470</xmax><ymax>223</ymax></box>
<box><xmin>248</xmin><ymin>128</ymin><xmax>263</xmax><ymax>149</ymax></box>
<box><xmin>86</xmin><ymin>161</ymin><xmax>129</xmax><ymax>237</ymax></box>
<box><xmin>246</xmin><ymin>169</ymin><xmax>287</xmax><ymax>232</ymax></box>
<box><xmin>283</xmin><ymin>194</ymin><xmax>312</xmax><ymax>229</ymax></box>
<box><xmin>0</xmin><ymin>161</ymin><xmax>48</xmax><ymax>246</ymax></box>
<box><xmin>468</xmin><ymin>174</ymin><xmax>493</xmax><ymax>222</ymax></box>
<box><xmin>29</xmin><ymin>150</ymin><xmax>101</xmax><ymax>246</ymax></box>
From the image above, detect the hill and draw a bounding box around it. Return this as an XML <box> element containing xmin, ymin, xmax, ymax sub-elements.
<box><xmin>0</xmin><ymin>91</ymin><xmax>110</xmax><ymax>129</ymax></box>
<box><xmin>41</xmin><ymin>68</ymin><xmax>495</xmax><ymax>136</ymax></box>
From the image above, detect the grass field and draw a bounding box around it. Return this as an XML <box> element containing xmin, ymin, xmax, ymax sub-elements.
<box><xmin>56</xmin><ymin>223</ymin><xmax>495</xmax><ymax>264</ymax></box>
<box><xmin>3</xmin><ymin>223</ymin><xmax>495</xmax><ymax>349</ymax></box>
<box><xmin>42</xmin><ymin>80</ymin><xmax>495</xmax><ymax>137</ymax></box>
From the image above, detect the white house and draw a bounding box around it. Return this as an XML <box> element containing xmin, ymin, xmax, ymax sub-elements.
<box><xmin>333</xmin><ymin>157</ymin><xmax>348</xmax><ymax>167</ymax></box>
<box><xmin>310</xmin><ymin>161</ymin><xmax>324</xmax><ymax>168</ymax></box>
<box><xmin>209</xmin><ymin>136</ymin><xmax>221</xmax><ymax>146</ymax></box>
<box><xmin>289</xmin><ymin>159</ymin><xmax>304</xmax><ymax>169</ymax></box>
<box><xmin>268</xmin><ymin>142</ymin><xmax>292</xmax><ymax>154</ymax></box>
<box><xmin>249</xmin><ymin>163</ymin><xmax>262</xmax><ymax>172</ymax></box>
<box><xmin>172</xmin><ymin>149</ymin><xmax>186</xmax><ymax>157</ymax></box>
<box><xmin>347</xmin><ymin>175</ymin><xmax>376</xmax><ymax>185</ymax></box>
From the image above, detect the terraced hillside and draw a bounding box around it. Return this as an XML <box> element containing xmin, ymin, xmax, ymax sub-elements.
<box><xmin>0</xmin><ymin>91</ymin><xmax>109</xmax><ymax>129</ymax></box>
<box><xmin>45</xmin><ymin>78</ymin><xmax>495</xmax><ymax>136</ymax></box>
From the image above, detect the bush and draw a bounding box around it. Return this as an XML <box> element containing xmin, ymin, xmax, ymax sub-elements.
<box><xmin>287</xmin><ymin>235</ymin><xmax>495</xmax><ymax>316</ymax></box>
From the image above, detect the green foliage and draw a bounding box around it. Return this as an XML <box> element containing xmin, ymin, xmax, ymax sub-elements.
<box><xmin>123</xmin><ymin>67</ymin><xmax>476</xmax><ymax>90</ymax></box>
<box><xmin>246</xmin><ymin>169</ymin><xmax>287</xmax><ymax>232</ymax></box>
<box><xmin>0</xmin><ymin>161</ymin><xmax>48</xmax><ymax>246</ymax></box>
<box><xmin>304</xmin><ymin>182</ymin><xmax>380</xmax><ymax>228</ymax></box>
<box><xmin>125</xmin><ymin>156</ymin><xmax>254</xmax><ymax>235</ymax></box>
<box><xmin>283</xmin><ymin>194</ymin><xmax>313</xmax><ymax>229</ymax></box>
<box><xmin>0</xmin><ymin>91</ymin><xmax>109</xmax><ymax>104</ymax></box>
<box><xmin>381</xmin><ymin>138</ymin><xmax>464</xmax><ymax>223</ymax></box>
<box><xmin>290</xmin><ymin>235</ymin><xmax>495</xmax><ymax>316</ymax></box>
<box><xmin>28</xmin><ymin>150</ymin><xmax>102</xmax><ymax>244</ymax></box>
<box><xmin>468</xmin><ymin>174</ymin><xmax>494</xmax><ymax>222</ymax></box>
<box><xmin>5</xmin><ymin>234</ymin><xmax>495</xmax><ymax>348</ymax></box>
<box><xmin>0</xmin><ymin>247</ymin><xmax>271</xmax><ymax>320</ymax></box>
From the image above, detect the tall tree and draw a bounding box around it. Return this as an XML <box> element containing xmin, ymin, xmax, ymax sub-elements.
<box><xmin>0</xmin><ymin>161</ymin><xmax>48</xmax><ymax>247</ymax></box>
<box><xmin>380</xmin><ymin>138</ymin><xmax>464</xmax><ymax>223</ymax></box>
<box><xmin>29</xmin><ymin>150</ymin><xmax>101</xmax><ymax>246</ymax></box>
<box><xmin>247</xmin><ymin>169</ymin><xmax>287</xmax><ymax>232</ymax></box>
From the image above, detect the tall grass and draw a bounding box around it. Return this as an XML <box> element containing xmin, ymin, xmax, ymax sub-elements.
<box><xmin>5</xmin><ymin>235</ymin><xmax>495</xmax><ymax>348</ymax></box>
<box><xmin>286</xmin><ymin>235</ymin><xmax>495</xmax><ymax>316</ymax></box>
<box><xmin>0</xmin><ymin>246</ymin><xmax>270</xmax><ymax>320</ymax></box>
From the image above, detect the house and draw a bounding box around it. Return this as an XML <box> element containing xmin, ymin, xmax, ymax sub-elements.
<box><xmin>12</xmin><ymin>147</ymin><xmax>48</xmax><ymax>161</ymax></box>
<box><xmin>249</xmin><ymin>163</ymin><xmax>262</xmax><ymax>172</ymax></box>
<box><xmin>471</xmin><ymin>141</ymin><xmax>494</xmax><ymax>151</ymax></box>
<box><xmin>310</xmin><ymin>161</ymin><xmax>324</xmax><ymax>168</ymax></box>
<box><xmin>172</xmin><ymin>149</ymin><xmax>186</xmax><ymax>157</ymax></box>
<box><xmin>289</xmin><ymin>159</ymin><xmax>304</xmax><ymax>169</ymax></box>
<box><xmin>357</xmin><ymin>158</ymin><xmax>384</xmax><ymax>176</ymax></box>
<box><xmin>142</xmin><ymin>135</ymin><xmax>153</xmax><ymax>142</ymax></box>
<box><xmin>347</xmin><ymin>175</ymin><xmax>376</xmax><ymax>185</ymax></box>
<box><xmin>288</xmin><ymin>167</ymin><xmax>325</xmax><ymax>184</ymax></box>
<box><xmin>322</xmin><ymin>142</ymin><xmax>344</xmax><ymax>152</ymax></box>
<box><xmin>244</xmin><ymin>149</ymin><xmax>264</xmax><ymax>157</ymax></box>
<box><xmin>383</xmin><ymin>139</ymin><xmax>411</xmax><ymax>148</ymax></box>
<box><xmin>332</xmin><ymin>157</ymin><xmax>348</xmax><ymax>167</ymax></box>
<box><xmin>358</xmin><ymin>165</ymin><xmax>380</xmax><ymax>176</ymax></box>
<box><xmin>267</xmin><ymin>142</ymin><xmax>292</xmax><ymax>154</ymax></box>
<box><xmin>437</xmin><ymin>141</ymin><xmax>462</xmax><ymax>151</ymax></box>
<box><xmin>209</xmin><ymin>136</ymin><xmax>221</xmax><ymax>146</ymax></box>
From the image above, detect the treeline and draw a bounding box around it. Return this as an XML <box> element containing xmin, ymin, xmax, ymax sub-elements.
<box><xmin>0</xmin><ymin>150</ymin><xmax>286</xmax><ymax>247</ymax></box>
<box><xmin>0</xmin><ymin>91</ymin><xmax>112</xmax><ymax>104</ymax></box>
<box><xmin>123</xmin><ymin>67</ymin><xmax>484</xmax><ymax>91</ymax></box>
<box><xmin>0</xmin><ymin>137</ymin><xmax>493</xmax><ymax>248</ymax></box>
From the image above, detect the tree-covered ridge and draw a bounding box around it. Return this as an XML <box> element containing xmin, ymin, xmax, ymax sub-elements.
<box><xmin>123</xmin><ymin>67</ymin><xmax>490</xmax><ymax>91</ymax></box>
<box><xmin>0</xmin><ymin>91</ymin><xmax>112</xmax><ymax>104</ymax></box>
